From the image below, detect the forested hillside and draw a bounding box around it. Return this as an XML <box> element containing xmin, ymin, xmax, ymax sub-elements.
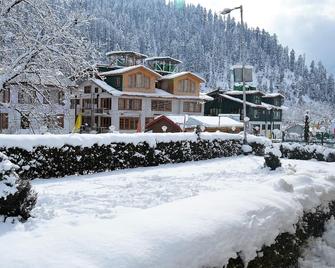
<box><xmin>58</xmin><ymin>0</ymin><xmax>334</xmax><ymax>109</ymax></box>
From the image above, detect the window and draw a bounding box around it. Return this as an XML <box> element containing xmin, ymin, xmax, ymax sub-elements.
<box><xmin>151</xmin><ymin>100</ymin><xmax>172</xmax><ymax>112</ymax></box>
<box><xmin>273</xmin><ymin>110</ymin><xmax>281</xmax><ymax>120</ymax></box>
<box><xmin>118</xmin><ymin>98</ymin><xmax>142</xmax><ymax>110</ymax></box>
<box><xmin>1</xmin><ymin>89</ymin><xmax>10</xmax><ymax>103</ymax></box>
<box><xmin>18</xmin><ymin>90</ymin><xmax>35</xmax><ymax>104</ymax></box>
<box><xmin>253</xmin><ymin>109</ymin><xmax>260</xmax><ymax>119</ymax></box>
<box><xmin>58</xmin><ymin>91</ymin><xmax>65</xmax><ymax>105</ymax></box>
<box><xmin>70</xmin><ymin>99</ymin><xmax>80</xmax><ymax>109</ymax></box>
<box><xmin>100</xmin><ymin>98</ymin><xmax>112</xmax><ymax>109</ymax></box>
<box><xmin>274</xmin><ymin>99</ymin><xmax>281</xmax><ymax>106</ymax></box>
<box><xmin>115</xmin><ymin>77</ymin><xmax>121</xmax><ymax>88</ymax></box>
<box><xmin>128</xmin><ymin>73</ymin><xmax>150</xmax><ymax>89</ymax></box>
<box><xmin>101</xmin><ymin>117</ymin><xmax>111</xmax><ymax>128</ymax></box>
<box><xmin>21</xmin><ymin>114</ymin><xmax>30</xmax><ymax>129</ymax></box>
<box><xmin>95</xmin><ymin>87</ymin><xmax>99</xmax><ymax>93</ymax></box>
<box><xmin>84</xmin><ymin>86</ymin><xmax>91</xmax><ymax>94</ymax></box>
<box><xmin>178</xmin><ymin>79</ymin><xmax>196</xmax><ymax>93</ymax></box>
<box><xmin>183</xmin><ymin>102</ymin><xmax>202</xmax><ymax>113</ymax></box>
<box><xmin>0</xmin><ymin>113</ymin><xmax>8</xmax><ymax>129</ymax></box>
<box><xmin>83</xmin><ymin>99</ymin><xmax>92</xmax><ymax>109</ymax></box>
<box><xmin>119</xmin><ymin>117</ymin><xmax>139</xmax><ymax>130</ymax></box>
<box><xmin>57</xmin><ymin>114</ymin><xmax>64</xmax><ymax>128</ymax></box>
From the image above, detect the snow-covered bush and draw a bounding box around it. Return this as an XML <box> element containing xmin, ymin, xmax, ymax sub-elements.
<box><xmin>248</xmin><ymin>136</ymin><xmax>272</xmax><ymax>156</ymax></box>
<box><xmin>0</xmin><ymin>153</ymin><xmax>37</xmax><ymax>221</ymax></box>
<box><xmin>280</xmin><ymin>143</ymin><xmax>335</xmax><ymax>162</ymax></box>
<box><xmin>264</xmin><ymin>147</ymin><xmax>282</xmax><ymax>170</ymax></box>
<box><xmin>226</xmin><ymin>201</ymin><xmax>335</xmax><ymax>268</ymax></box>
<box><xmin>0</xmin><ymin>133</ymin><xmax>244</xmax><ymax>180</ymax></box>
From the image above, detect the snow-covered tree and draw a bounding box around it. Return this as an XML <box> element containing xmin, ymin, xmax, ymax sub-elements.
<box><xmin>0</xmin><ymin>0</ymin><xmax>96</xmax><ymax>127</ymax></box>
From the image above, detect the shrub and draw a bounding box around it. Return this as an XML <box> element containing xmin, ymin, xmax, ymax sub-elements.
<box><xmin>0</xmin><ymin>153</ymin><xmax>37</xmax><ymax>221</ymax></box>
<box><xmin>264</xmin><ymin>147</ymin><xmax>282</xmax><ymax>170</ymax></box>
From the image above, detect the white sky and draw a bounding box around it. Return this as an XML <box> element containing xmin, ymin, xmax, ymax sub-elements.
<box><xmin>185</xmin><ymin>0</ymin><xmax>335</xmax><ymax>74</ymax></box>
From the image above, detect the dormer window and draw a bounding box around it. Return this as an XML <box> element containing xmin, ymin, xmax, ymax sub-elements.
<box><xmin>178</xmin><ymin>79</ymin><xmax>196</xmax><ymax>93</ymax></box>
<box><xmin>128</xmin><ymin>73</ymin><xmax>150</xmax><ymax>89</ymax></box>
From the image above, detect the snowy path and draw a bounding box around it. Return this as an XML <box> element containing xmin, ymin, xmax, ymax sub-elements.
<box><xmin>1</xmin><ymin>156</ymin><xmax>335</xmax><ymax>268</ymax></box>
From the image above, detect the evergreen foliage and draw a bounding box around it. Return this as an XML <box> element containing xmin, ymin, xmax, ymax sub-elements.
<box><xmin>0</xmin><ymin>138</ymin><xmax>245</xmax><ymax>180</ymax></box>
<box><xmin>304</xmin><ymin>112</ymin><xmax>310</xmax><ymax>143</ymax></box>
<box><xmin>0</xmin><ymin>153</ymin><xmax>37</xmax><ymax>221</ymax></box>
<box><xmin>52</xmin><ymin>0</ymin><xmax>335</xmax><ymax>104</ymax></box>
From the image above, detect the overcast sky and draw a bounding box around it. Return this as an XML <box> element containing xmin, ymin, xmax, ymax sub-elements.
<box><xmin>186</xmin><ymin>0</ymin><xmax>335</xmax><ymax>74</ymax></box>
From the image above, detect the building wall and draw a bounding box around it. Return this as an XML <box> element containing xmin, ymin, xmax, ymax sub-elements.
<box><xmin>72</xmin><ymin>80</ymin><xmax>205</xmax><ymax>133</ymax></box>
<box><xmin>0</xmin><ymin>85</ymin><xmax>73</xmax><ymax>134</ymax></box>
<box><xmin>122</xmin><ymin>67</ymin><xmax>159</xmax><ymax>93</ymax></box>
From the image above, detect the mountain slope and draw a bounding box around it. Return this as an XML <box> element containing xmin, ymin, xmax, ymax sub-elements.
<box><xmin>57</xmin><ymin>0</ymin><xmax>335</xmax><ymax>121</ymax></box>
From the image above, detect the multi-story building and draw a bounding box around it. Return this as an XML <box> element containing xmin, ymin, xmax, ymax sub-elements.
<box><xmin>72</xmin><ymin>51</ymin><xmax>211</xmax><ymax>133</ymax></box>
<box><xmin>0</xmin><ymin>73</ymin><xmax>74</xmax><ymax>134</ymax></box>
<box><xmin>205</xmin><ymin>87</ymin><xmax>284</xmax><ymax>136</ymax></box>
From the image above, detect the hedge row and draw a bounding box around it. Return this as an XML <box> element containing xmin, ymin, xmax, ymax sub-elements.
<box><xmin>0</xmin><ymin>138</ymin><xmax>244</xmax><ymax>180</ymax></box>
<box><xmin>280</xmin><ymin>143</ymin><xmax>335</xmax><ymax>162</ymax></box>
<box><xmin>225</xmin><ymin>201</ymin><xmax>335</xmax><ymax>268</ymax></box>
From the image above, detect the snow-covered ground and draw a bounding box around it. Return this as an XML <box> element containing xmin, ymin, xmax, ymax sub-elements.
<box><xmin>300</xmin><ymin>217</ymin><xmax>335</xmax><ymax>268</ymax></box>
<box><xmin>1</xmin><ymin>156</ymin><xmax>335</xmax><ymax>267</ymax></box>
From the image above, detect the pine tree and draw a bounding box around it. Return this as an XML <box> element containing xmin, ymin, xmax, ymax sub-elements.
<box><xmin>304</xmin><ymin>111</ymin><xmax>310</xmax><ymax>143</ymax></box>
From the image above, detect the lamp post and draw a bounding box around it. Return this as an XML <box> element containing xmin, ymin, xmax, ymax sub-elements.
<box><xmin>266</xmin><ymin>106</ymin><xmax>272</xmax><ymax>139</ymax></box>
<box><xmin>221</xmin><ymin>5</ymin><xmax>247</xmax><ymax>144</ymax></box>
<box><xmin>319</xmin><ymin>126</ymin><xmax>326</xmax><ymax>145</ymax></box>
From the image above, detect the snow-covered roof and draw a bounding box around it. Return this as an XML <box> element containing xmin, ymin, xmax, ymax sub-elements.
<box><xmin>99</xmin><ymin>65</ymin><xmax>161</xmax><ymax>78</ymax></box>
<box><xmin>220</xmin><ymin>94</ymin><xmax>282</xmax><ymax>110</ymax></box>
<box><xmin>261</xmin><ymin>102</ymin><xmax>283</xmax><ymax>110</ymax></box>
<box><xmin>145</xmin><ymin>56</ymin><xmax>182</xmax><ymax>64</ymax></box>
<box><xmin>99</xmin><ymin>65</ymin><xmax>162</xmax><ymax>78</ymax></box>
<box><xmin>162</xmin><ymin>115</ymin><xmax>243</xmax><ymax>128</ymax></box>
<box><xmin>186</xmin><ymin>116</ymin><xmax>243</xmax><ymax>128</ymax></box>
<box><xmin>105</xmin><ymin>51</ymin><xmax>148</xmax><ymax>58</ymax></box>
<box><xmin>263</xmin><ymin>93</ymin><xmax>285</xmax><ymax>98</ymax></box>
<box><xmin>159</xmin><ymin>72</ymin><xmax>206</xmax><ymax>83</ymax></box>
<box><xmin>91</xmin><ymin>79</ymin><xmax>211</xmax><ymax>101</ymax></box>
<box><xmin>225</xmin><ymin>90</ymin><xmax>265</xmax><ymax>96</ymax></box>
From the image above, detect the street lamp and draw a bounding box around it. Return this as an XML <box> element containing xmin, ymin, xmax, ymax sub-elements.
<box><xmin>266</xmin><ymin>106</ymin><xmax>272</xmax><ymax>139</ymax></box>
<box><xmin>221</xmin><ymin>5</ymin><xmax>247</xmax><ymax>144</ymax></box>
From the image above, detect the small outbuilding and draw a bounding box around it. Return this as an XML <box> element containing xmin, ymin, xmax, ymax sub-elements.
<box><xmin>145</xmin><ymin>115</ymin><xmax>243</xmax><ymax>133</ymax></box>
<box><xmin>145</xmin><ymin>115</ymin><xmax>182</xmax><ymax>133</ymax></box>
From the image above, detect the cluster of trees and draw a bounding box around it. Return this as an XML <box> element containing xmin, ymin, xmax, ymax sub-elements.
<box><xmin>58</xmin><ymin>0</ymin><xmax>334</xmax><ymax>104</ymax></box>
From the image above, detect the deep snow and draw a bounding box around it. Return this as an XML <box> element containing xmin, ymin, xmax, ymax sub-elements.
<box><xmin>300</xmin><ymin>217</ymin><xmax>335</xmax><ymax>268</ymax></box>
<box><xmin>0</xmin><ymin>156</ymin><xmax>335</xmax><ymax>267</ymax></box>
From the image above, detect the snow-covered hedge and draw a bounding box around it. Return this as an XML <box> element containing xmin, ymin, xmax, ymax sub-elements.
<box><xmin>0</xmin><ymin>153</ymin><xmax>36</xmax><ymax>221</ymax></box>
<box><xmin>280</xmin><ymin>143</ymin><xmax>335</xmax><ymax>162</ymax></box>
<box><xmin>226</xmin><ymin>201</ymin><xmax>335</xmax><ymax>268</ymax></box>
<box><xmin>0</xmin><ymin>133</ymin><xmax>272</xmax><ymax>180</ymax></box>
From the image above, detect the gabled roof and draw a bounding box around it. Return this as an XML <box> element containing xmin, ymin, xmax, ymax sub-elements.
<box><xmin>263</xmin><ymin>93</ymin><xmax>285</xmax><ymax>98</ymax></box>
<box><xmin>225</xmin><ymin>90</ymin><xmax>265</xmax><ymax>96</ymax></box>
<box><xmin>145</xmin><ymin>115</ymin><xmax>182</xmax><ymax>132</ymax></box>
<box><xmin>220</xmin><ymin>94</ymin><xmax>282</xmax><ymax>110</ymax></box>
<box><xmin>159</xmin><ymin>71</ymin><xmax>206</xmax><ymax>83</ymax></box>
<box><xmin>186</xmin><ymin>116</ymin><xmax>243</xmax><ymax>128</ymax></box>
<box><xmin>99</xmin><ymin>65</ymin><xmax>162</xmax><ymax>78</ymax></box>
<box><xmin>106</xmin><ymin>51</ymin><xmax>148</xmax><ymax>59</ymax></box>
<box><xmin>145</xmin><ymin>56</ymin><xmax>182</xmax><ymax>64</ymax></box>
<box><xmin>90</xmin><ymin>79</ymin><xmax>211</xmax><ymax>101</ymax></box>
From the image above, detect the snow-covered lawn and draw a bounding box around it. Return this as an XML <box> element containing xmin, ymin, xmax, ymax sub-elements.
<box><xmin>1</xmin><ymin>156</ymin><xmax>335</xmax><ymax>267</ymax></box>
